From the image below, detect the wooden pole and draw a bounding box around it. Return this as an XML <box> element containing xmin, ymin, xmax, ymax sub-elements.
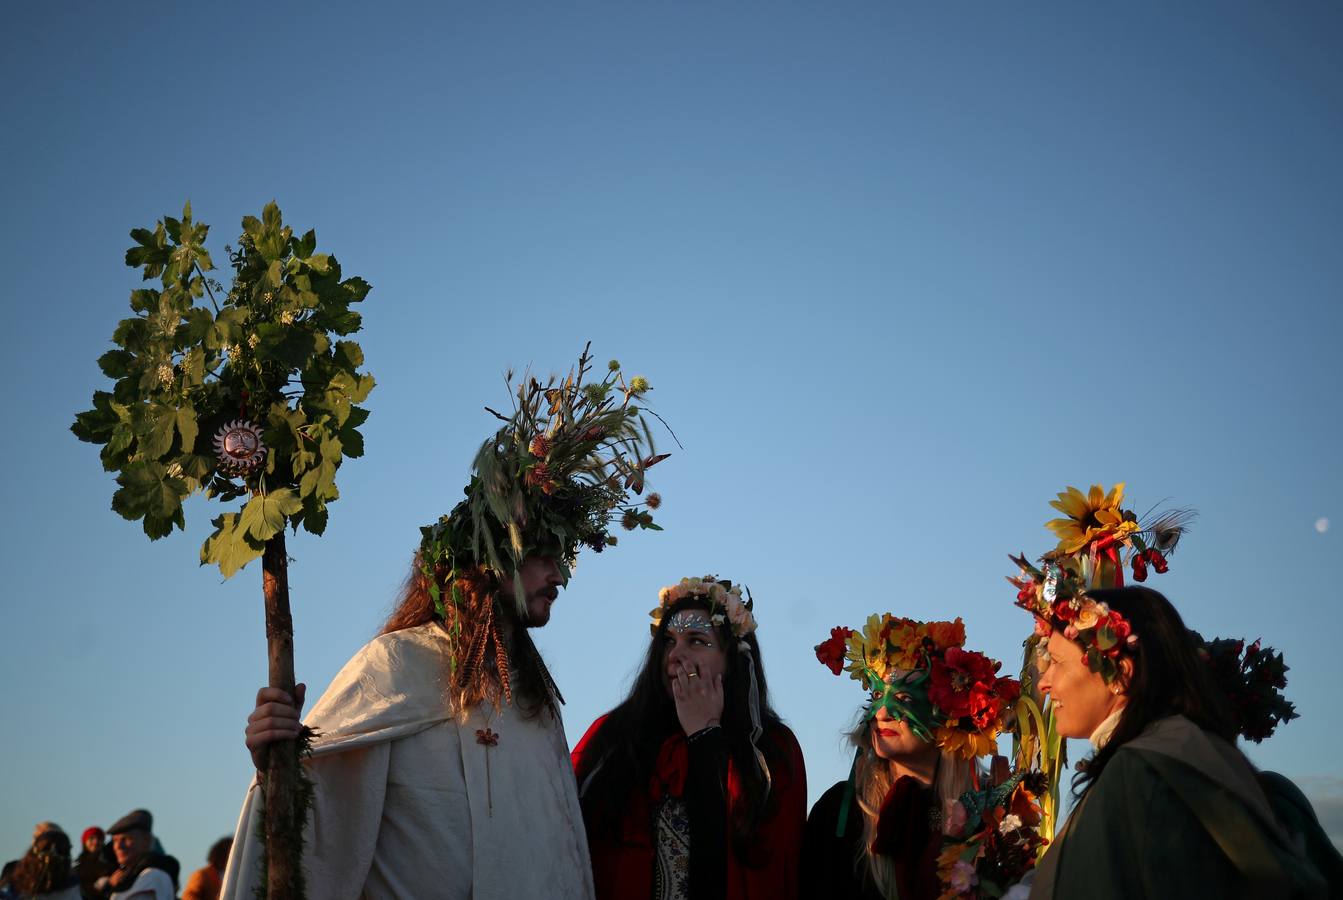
<box><xmin>263</xmin><ymin>531</ymin><xmax>303</xmax><ymax>900</ymax></box>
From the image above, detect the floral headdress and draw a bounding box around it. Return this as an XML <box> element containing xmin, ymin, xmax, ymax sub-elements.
<box><xmin>1008</xmin><ymin>483</ymin><xmax>1193</xmax><ymax>682</ymax></box>
<box><xmin>936</xmin><ymin>772</ymin><xmax>1048</xmax><ymax>898</ymax></box>
<box><xmin>1193</xmin><ymin>633</ymin><xmax>1298</xmax><ymax>743</ymax></box>
<box><xmin>419</xmin><ymin>344</ymin><xmax>670</xmax><ymax>621</ymax></box>
<box><xmin>649</xmin><ymin>576</ymin><xmax>758</xmax><ymax>639</ymax></box>
<box><xmin>814</xmin><ymin>615</ymin><xmax>1020</xmax><ymax>760</ymax></box>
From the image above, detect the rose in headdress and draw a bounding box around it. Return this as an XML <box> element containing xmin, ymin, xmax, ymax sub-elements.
<box><xmin>928</xmin><ymin>647</ymin><xmax>999</xmax><ymax>722</ymax></box>
<box><xmin>815</xmin><ymin>627</ymin><xmax>854</xmax><ymax>676</ymax></box>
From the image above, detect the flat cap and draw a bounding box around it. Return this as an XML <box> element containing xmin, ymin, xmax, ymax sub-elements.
<box><xmin>107</xmin><ymin>809</ymin><xmax>153</xmax><ymax>835</ymax></box>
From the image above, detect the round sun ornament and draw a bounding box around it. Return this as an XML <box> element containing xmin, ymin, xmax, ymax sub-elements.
<box><xmin>213</xmin><ymin>419</ymin><xmax>267</xmax><ymax>474</ymax></box>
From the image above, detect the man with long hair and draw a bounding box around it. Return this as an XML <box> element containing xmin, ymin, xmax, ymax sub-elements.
<box><xmin>222</xmin><ymin>349</ymin><xmax>669</xmax><ymax>900</ymax></box>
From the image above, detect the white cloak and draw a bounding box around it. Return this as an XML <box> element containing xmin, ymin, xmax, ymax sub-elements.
<box><xmin>220</xmin><ymin>623</ymin><xmax>595</xmax><ymax>900</ymax></box>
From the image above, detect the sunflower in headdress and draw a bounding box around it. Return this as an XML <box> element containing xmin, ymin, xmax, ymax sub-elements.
<box><xmin>1045</xmin><ymin>483</ymin><xmax>1140</xmax><ymax>555</ymax></box>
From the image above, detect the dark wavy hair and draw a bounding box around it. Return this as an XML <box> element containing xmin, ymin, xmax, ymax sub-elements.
<box><xmin>1072</xmin><ymin>586</ymin><xmax>1235</xmax><ymax>796</ymax></box>
<box><xmin>14</xmin><ymin>830</ymin><xmax>73</xmax><ymax>895</ymax></box>
<box><xmin>575</xmin><ymin>595</ymin><xmax>787</xmax><ymax>858</ymax></box>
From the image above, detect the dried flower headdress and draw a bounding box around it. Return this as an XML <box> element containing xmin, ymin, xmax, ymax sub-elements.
<box><xmin>419</xmin><ymin>344</ymin><xmax>671</xmax><ymax>621</ymax></box>
<box><xmin>650</xmin><ymin>576</ymin><xmax>757</xmax><ymax>638</ymax></box>
<box><xmin>815</xmin><ymin>615</ymin><xmax>1020</xmax><ymax>760</ymax></box>
<box><xmin>1008</xmin><ymin>482</ymin><xmax>1193</xmax><ymax>682</ymax></box>
<box><xmin>1193</xmin><ymin>633</ymin><xmax>1298</xmax><ymax>743</ymax></box>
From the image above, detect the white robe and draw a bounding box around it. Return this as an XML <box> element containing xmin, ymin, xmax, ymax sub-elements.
<box><xmin>220</xmin><ymin>623</ymin><xmax>595</xmax><ymax>900</ymax></box>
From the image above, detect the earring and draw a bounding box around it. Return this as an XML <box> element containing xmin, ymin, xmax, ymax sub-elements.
<box><xmin>1111</xmin><ymin>684</ymin><xmax>1122</xmax><ymax>695</ymax></box>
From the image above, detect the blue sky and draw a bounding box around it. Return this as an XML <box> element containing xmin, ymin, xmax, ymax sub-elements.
<box><xmin>3</xmin><ymin>1</ymin><xmax>1341</xmax><ymax>869</ymax></box>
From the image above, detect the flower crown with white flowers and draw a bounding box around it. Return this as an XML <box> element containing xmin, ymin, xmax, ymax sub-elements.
<box><xmin>649</xmin><ymin>575</ymin><xmax>758</xmax><ymax>639</ymax></box>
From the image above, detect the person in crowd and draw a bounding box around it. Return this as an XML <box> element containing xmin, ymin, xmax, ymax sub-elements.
<box><xmin>802</xmin><ymin>615</ymin><xmax>1021</xmax><ymax>899</ymax></box>
<box><xmin>181</xmin><ymin>838</ymin><xmax>231</xmax><ymax>900</ymax></box>
<box><xmin>12</xmin><ymin>829</ymin><xmax>80</xmax><ymax>900</ymax></box>
<box><xmin>1018</xmin><ymin>583</ymin><xmax>1341</xmax><ymax>897</ymax></box>
<box><xmin>572</xmin><ymin>576</ymin><xmax>807</xmax><ymax>900</ymax></box>
<box><xmin>74</xmin><ymin>829</ymin><xmax>111</xmax><ymax>900</ymax></box>
<box><xmin>1005</xmin><ymin>483</ymin><xmax>1342</xmax><ymax>897</ymax></box>
<box><xmin>97</xmin><ymin>811</ymin><xmax>176</xmax><ymax>900</ymax></box>
<box><xmin>225</xmin><ymin>352</ymin><xmax>669</xmax><ymax>899</ymax></box>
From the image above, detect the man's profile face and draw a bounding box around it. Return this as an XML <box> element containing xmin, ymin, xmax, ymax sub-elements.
<box><xmin>500</xmin><ymin>556</ymin><xmax>563</xmax><ymax>627</ymax></box>
<box><xmin>111</xmin><ymin>829</ymin><xmax>152</xmax><ymax>866</ymax></box>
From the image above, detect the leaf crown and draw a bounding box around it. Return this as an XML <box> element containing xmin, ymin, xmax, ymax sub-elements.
<box><xmin>418</xmin><ymin>344</ymin><xmax>670</xmax><ymax>620</ymax></box>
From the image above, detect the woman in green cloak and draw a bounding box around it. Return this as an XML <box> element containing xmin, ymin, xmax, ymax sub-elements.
<box><xmin>1021</xmin><ymin>585</ymin><xmax>1340</xmax><ymax>899</ymax></box>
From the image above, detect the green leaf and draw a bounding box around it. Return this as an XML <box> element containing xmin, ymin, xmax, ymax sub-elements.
<box><xmin>97</xmin><ymin>349</ymin><xmax>135</xmax><ymax>379</ymax></box>
<box><xmin>294</xmin><ymin>229</ymin><xmax>316</xmax><ymax>259</ymax></box>
<box><xmin>333</xmin><ymin>340</ymin><xmax>364</xmax><ymax>371</ymax></box>
<box><xmin>239</xmin><ymin>487</ymin><xmax>303</xmax><ymax>542</ymax></box>
<box><xmin>337</xmin><ymin>407</ymin><xmax>368</xmax><ymax>458</ymax></box>
<box><xmin>138</xmin><ymin>404</ymin><xmax>177</xmax><ymax>459</ymax></box>
<box><xmin>300</xmin><ymin>494</ymin><xmax>329</xmax><ymax>536</ymax></box>
<box><xmin>341</xmin><ymin>276</ymin><xmax>371</xmax><ymax>303</ymax></box>
<box><xmin>206</xmin><ymin>307</ymin><xmax>247</xmax><ymax>351</ymax></box>
<box><xmin>72</xmin><ymin>392</ymin><xmax>118</xmax><ymax>443</ymax></box>
<box><xmin>112</xmin><ymin>317</ymin><xmax>150</xmax><ymax>352</ymax></box>
<box><xmin>177</xmin><ymin>307</ymin><xmax>213</xmax><ymax>346</ymax></box>
<box><xmin>111</xmin><ymin>460</ymin><xmax>188</xmax><ymax>530</ymax></box>
<box><xmin>313</xmin><ymin>306</ymin><xmax>361</xmax><ymax>335</ymax></box>
<box><xmin>175</xmin><ymin>404</ymin><xmax>199</xmax><ymax>453</ymax></box>
<box><xmin>125</xmin><ymin>223</ymin><xmax>170</xmax><ymax>277</ymax></box>
<box><xmin>182</xmin><ymin>347</ymin><xmax>205</xmax><ymax>385</ymax></box>
<box><xmin>298</xmin><ymin>455</ymin><xmax>337</xmax><ymax>501</ymax></box>
<box><xmin>254</xmin><ymin>323</ymin><xmax>323</xmax><ymax>369</ymax></box>
<box><xmin>200</xmin><ymin>512</ymin><xmax>265</xmax><ymax>578</ymax></box>
<box><xmin>129</xmin><ymin>289</ymin><xmax>160</xmax><ymax>313</ymax></box>
<box><xmin>175</xmin><ymin>452</ymin><xmax>215</xmax><ymax>483</ymax></box>
<box><xmin>104</xmin><ymin>424</ymin><xmax>134</xmax><ymax>465</ymax></box>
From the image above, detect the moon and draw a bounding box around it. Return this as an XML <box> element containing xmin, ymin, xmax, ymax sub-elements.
<box><xmin>1316</xmin><ymin>518</ymin><xmax>1330</xmax><ymax>534</ymax></box>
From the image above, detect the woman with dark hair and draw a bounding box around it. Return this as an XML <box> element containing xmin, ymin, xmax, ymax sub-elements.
<box><xmin>1019</xmin><ymin>584</ymin><xmax>1338</xmax><ymax>898</ymax></box>
<box><xmin>74</xmin><ymin>829</ymin><xmax>111</xmax><ymax>900</ymax></box>
<box><xmin>803</xmin><ymin>616</ymin><xmax>1027</xmax><ymax>900</ymax></box>
<box><xmin>571</xmin><ymin>577</ymin><xmax>807</xmax><ymax>900</ymax></box>
<box><xmin>12</xmin><ymin>830</ymin><xmax>79</xmax><ymax>900</ymax></box>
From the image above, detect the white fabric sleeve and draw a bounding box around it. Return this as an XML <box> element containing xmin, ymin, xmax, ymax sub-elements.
<box><xmin>220</xmin><ymin>742</ymin><xmax>392</xmax><ymax>900</ymax></box>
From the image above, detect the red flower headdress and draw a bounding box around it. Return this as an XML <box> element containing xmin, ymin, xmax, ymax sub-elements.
<box><xmin>814</xmin><ymin>614</ymin><xmax>1020</xmax><ymax>760</ymax></box>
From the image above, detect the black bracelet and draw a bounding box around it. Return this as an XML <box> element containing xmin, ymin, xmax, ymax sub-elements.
<box><xmin>687</xmin><ymin>724</ymin><xmax>722</xmax><ymax>743</ymax></box>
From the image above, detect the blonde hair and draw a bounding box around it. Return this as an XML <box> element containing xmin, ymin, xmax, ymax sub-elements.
<box><xmin>844</xmin><ymin>712</ymin><xmax>977</xmax><ymax>899</ymax></box>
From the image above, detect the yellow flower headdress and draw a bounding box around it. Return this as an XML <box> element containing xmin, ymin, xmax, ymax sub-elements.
<box><xmin>1009</xmin><ymin>482</ymin><xmax>1194</xmax><ymax>681</ymax></box>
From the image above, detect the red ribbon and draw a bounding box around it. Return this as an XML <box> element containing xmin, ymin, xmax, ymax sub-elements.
<box><xmin>1090</xmin><ymin>535</ymin><xmax>1124</xmax><ymax>588</ymax></box>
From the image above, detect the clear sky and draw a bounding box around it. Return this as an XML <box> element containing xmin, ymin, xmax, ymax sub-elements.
<box><xmin>2</xmin><ymin>0</ymin><xmax>1341</xmax><ymax>871</ymax></box>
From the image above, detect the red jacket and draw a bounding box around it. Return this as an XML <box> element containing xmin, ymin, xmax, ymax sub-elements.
<box><xmin>572</xmin><ymin>715</ymin><xmax>807</xmax><ymax>900</ymax></box>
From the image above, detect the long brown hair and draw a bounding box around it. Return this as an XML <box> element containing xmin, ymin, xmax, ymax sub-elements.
<box><xmin>381</xmin><ymin>555</ymin><xmax>555</xmax><ymax>719</ymax></box>
<box><xmin>1072</xmin><ymin>586</ymin><xmax>1234</xmax><ymax>796</ymax></box>
<box><xmin>15</xmin><ymin>830</ymin><xmax>73</xmax><ymax>895</ymax></box>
